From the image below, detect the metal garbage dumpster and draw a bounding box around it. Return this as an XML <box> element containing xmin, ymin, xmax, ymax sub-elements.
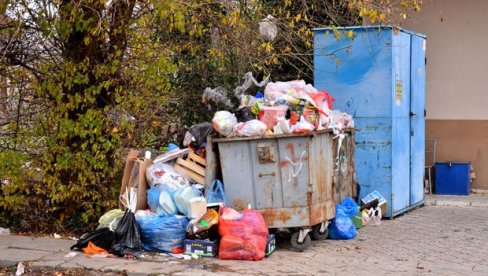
<box><xmin>213</xmin><ymin>130</ymin><xmax>337</xmax><ymax>251</ymax></box>
<box><xmin>332</xmin><ymin>131</ymin><xmax>357</xmax><ymax>203</ymax></box>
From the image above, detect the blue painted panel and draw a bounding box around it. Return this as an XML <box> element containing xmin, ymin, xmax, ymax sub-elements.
<box><xmin>391</xmin><ymin>32</ymin><xmax>411</xmax><ymax>213</ymax></box>
<box><xmin>410</xmin><ymin>36</ymin><xmax>426</xmax><ymax>205</ymax></box>
<box><xmin>391</xmin><ymin>32</ymin><xmax>412</xmax><ymax>118</ymax></box>
<box><xmin>314</xmin><ymin>26</ymin><xmax>426</xmax><ymax>218</ymax></box>
<box><xmin>354</xmin><ymin>118</ymin><xmax>393</xmax><ymax>217</ymax></box>
<box><xmin>314</xmin><ymin>28</ymin><xmax>393</xmax><ymax>118</ymax></box>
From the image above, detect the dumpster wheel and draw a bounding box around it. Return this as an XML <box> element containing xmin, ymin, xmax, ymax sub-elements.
<box><xmin>311</xmin><ymin>222</ymin><xmax>329</xmax><ymax>241</ymax></box>
<box><xmin>290</xmin><ymin>231</ymin><xmax>311</xmax><ymax>252</ymax></box>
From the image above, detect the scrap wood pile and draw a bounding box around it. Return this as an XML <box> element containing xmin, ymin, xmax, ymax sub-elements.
<box><xmin>69</xmin><ymin>79</ymin><xmax>384</xmax><ymax>261</ymax></box>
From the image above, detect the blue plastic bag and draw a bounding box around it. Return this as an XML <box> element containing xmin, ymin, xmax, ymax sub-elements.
<box><xmin>206</xmin><ymin>180</ymin><xmax>230</xmax><ymax>206</ymax></box>
<box><xmin>147</xmin><ymin>186</ymin><xmax>177</xmax><ymax>216</ymax></box>
<box><xmin>136</xmin><ymin>215</ymin><xmax>189</xmax><ymax>252</ymax></box>
<box><xmin>339</xmin><ymin>197</ymin><xmax>359</xmax><ymax>217</ymax></box>
<box><xmin>328</xmin><ymin>205</ymin><xmax>357</xmax><ymax>240</ymax></box>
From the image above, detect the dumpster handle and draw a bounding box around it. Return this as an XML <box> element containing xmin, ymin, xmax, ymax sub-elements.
<box><xmin>259</xmin><ymin>172</ymin><xmax>276</xmax><ymax>177</ymax></box>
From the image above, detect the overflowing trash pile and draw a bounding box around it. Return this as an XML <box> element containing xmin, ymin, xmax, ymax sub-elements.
<box><xmin>211</xmin><ymin>79</ymin><xmax>354</xmax><ymax>139</ymax></box>
<box><xmin>68</xmin><ymin>79</ymin><xmax>374</xmax><ymax>261</ymax></box>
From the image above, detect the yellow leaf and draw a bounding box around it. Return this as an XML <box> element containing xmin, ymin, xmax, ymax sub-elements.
<box><xmin>151</xmin><ymin>120</ymin><xmax>161</xmax><ymax>127</ymax></box>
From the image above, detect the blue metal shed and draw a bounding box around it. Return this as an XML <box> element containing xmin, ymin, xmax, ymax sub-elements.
<box><xmin>313</xmin><ymin>26</ymin><xmax>426</xmax><ymax>217</ymax></box>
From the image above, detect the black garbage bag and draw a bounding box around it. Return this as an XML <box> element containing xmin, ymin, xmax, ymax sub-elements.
<box><xmin>189</xmin><ymin>123</ymin><xmax>216</xmax><ymax>148</ymax></box>
<box><xmin>110</xmin><ymin>210</ymin><xmax>141</xmax><ymax>257</ymax></box>
<box><xmin>235</xmin><ymin>107</ymin><xmax>255</xmax><ymax>122</ymax></box>
<box><xmin>70</xmin><ymin>227</ymin><xmax>115</xmax><ymax>251</ymax></box>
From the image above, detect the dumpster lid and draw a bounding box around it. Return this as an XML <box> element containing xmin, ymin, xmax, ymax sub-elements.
<box><xmin>213</xmin><ymin>128</ymin><xmax>354</xmax><ymax>143</ymax></box>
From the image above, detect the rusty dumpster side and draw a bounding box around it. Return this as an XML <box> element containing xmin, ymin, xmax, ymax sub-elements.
<box><xmin>213</xmin><ymin>130</ymin><xmax>336</xmax><ymax>229</ymax></box>
<box><xmin>332</xmin><ymin>130</ymin><xmax>357</xmax><ymax>203</ymax></box>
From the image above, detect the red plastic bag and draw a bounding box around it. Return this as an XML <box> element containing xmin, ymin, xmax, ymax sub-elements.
<box><xmin>218</xmin><ymin>207</ymin><xmax>268</xmax><ymax>261</ymax></box>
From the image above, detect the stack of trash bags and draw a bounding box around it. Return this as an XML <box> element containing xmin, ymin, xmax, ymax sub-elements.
<box><xmin>70</xmin><ymin>146</ymin><xmax>269</xmax><ymax>261</ymax></box>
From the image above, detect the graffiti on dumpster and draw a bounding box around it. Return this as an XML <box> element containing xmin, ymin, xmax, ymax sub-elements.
<box><xmin>280</xmin><ymin>144</ymin><xmax>307</xmax><ymax>182</ymax></box>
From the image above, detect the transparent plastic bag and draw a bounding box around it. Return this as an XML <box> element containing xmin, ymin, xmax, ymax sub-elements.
<box><xmin>173</xmin><ymin>186</ymin><xmax>203</xmax><ymax>217</ymax></box>
<box><xmin>98</xmin><ymin>209</ymin><xmax>124</xmax><ymax>229</ymax></box>
<box><xmin>233</xmin><ymin>120</ymin><xmax>268</xmax><ymax>137</ymax></box>
<box><xmin>146</xmin><ymin>162</ymin><xmax>178</xmax><ymax>187</ymax></box>
<box><xmin>291</xmin><ymin>117</ymin><xmax>315</xmax><ymax>133</ymax></box>
<box><xmin>136</xmin><ymin>215</ymin><xmax>189</xmax><ymax>253</ymax></box>
<box><xmin>212</xmin><ymin>111</ymin><xmax>238</xmax><ymax>136</ymax></box>
<box><xmin>259</xmin><ymin>15</ymin><xmax>278</xmax><ymax>42</ymax></box>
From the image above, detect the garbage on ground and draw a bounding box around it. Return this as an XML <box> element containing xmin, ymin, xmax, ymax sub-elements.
<box><xmin>328</xmin><ymin>198</ymin><xmax>358</xmax><ymax>240</ymax></box>
<box><xmin>184</xmin><ymin>239</ymin><xmax>218</xmax><ymax>257</ymax></box>
<box><xmin>218</xmin><ymin>206</ymin><xmax>268</xmax><ymax>261</ymax></box>
<box><xmin>82</xmin><ymin>241</ymin><xmax>110</xmax><ymax>255</ymax></box>
<box><xmin>187</xmin><ymin>197</ymin><xmax>207</xmax><ymax>220</ymax></box>
<box><xmin>265</xmin><ymin>234</ymin><xmax>276</xmax><ymax>257</ymax></box>
<box><xmin>361</xmin><ymin>190</ymin><xmax>388</xmax><ymax>216</ymax></box>
<box><xmin>137</xmin><ymin>214</ymin><xmax>189</xmax><ymax>253</ymax></box>
<box><xmin>16</xmin><ymin>262</ymin><xmax>24</xmax><ymax>276</ymax></box>
<box><xmin>147</xmin><ymin>186</ymin><xmax>177</xmax><ymax>216</ymax></box>
<box><xmin>0</xmin><ymin>227</ymin><xmax>10</xmax><ymax>236</ymax></box>
<box><xmin>110</xmin><ymin>190</ymin><xmax>142</xmax><ymax>257</ymax></box>
<box><xmin>64</xmin><ymin>252</ymin><xmax>78</xmax><ymax>258</ymax></box>
<box><xmin>70</xmin><ymin>227</ymin><xmax>115</xmax><ymax>252</ymax></box>
<box><xmin>187</xmin><ymin>209</ymin><xmax>219</xmax><ymax>236</ymax></box>
<box><xmin>98</xmin><ymin>209</ymin><xmax>124</xmax><ymax>229</ymax></box>
<box><xmin>69</xmin><ymin>77</ymin><xmax>372</xmax><ymax>261</ymax></box>
<box><xmin>173</xmin><ymin>186</ymin><xmax>203</xmax><ymax>217</ymax></box>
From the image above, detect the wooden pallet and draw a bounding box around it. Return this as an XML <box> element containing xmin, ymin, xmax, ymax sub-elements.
<box><xmin>174</xmin><ymin>151</ymin><xmax>206</xmax><ymax>184</ymax></box>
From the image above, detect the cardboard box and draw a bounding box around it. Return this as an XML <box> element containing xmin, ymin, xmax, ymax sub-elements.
<box><xmin>119</xmin><ymin>149</ymin><xmax>152</xmax><ymax>211</ymax></box>
<box><xmin>184</xmin><ymin>239</ymin><xmax>218</xmax><ymax>257</ymax></box>
<box><xmin>361</xmin><ymin>190</ymin><xmax>388</xmax><ymax>216</ymax></box>
<box><xmin>265</xmin><ymin>234</ymin><xmax>276</xmax><ymax>257</ymax></box>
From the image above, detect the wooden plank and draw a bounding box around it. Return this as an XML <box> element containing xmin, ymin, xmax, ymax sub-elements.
<box><xmin>175</xmin><ymin>165</ymin><xmax>205</xmax><ymax>184</ymax></box>
<box><xmin>188</xmin><ymin>152</ymin><xmax>206</xmax><ymax>166</ymax></box>
<box><xmin>176</xmin><ymin>158</ymin><xmax>205</xmax><ymax>176</ymax></box>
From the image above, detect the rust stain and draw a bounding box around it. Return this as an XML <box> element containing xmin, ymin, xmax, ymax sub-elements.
<box><xmin>310</xmin><ymin>201</ymin><xmax>335</xmax><ymax>225</ymax></box>
<box><xmin>259</xmin><ymin>209</ymin><xmax>292</xmax><ymax>226</ymax></box>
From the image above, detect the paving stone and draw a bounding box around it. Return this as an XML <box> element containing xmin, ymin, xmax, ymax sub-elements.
<box><xmin>1</xmin><ymin>204</ymin><xmax>488</xmax><ymax>274</ymax></box>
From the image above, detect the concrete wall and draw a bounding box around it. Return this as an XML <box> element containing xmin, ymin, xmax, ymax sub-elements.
<box><xmin>406</xmin><ymin>0</ymin><xmax>488</xmax><ymax>190</ymax></box>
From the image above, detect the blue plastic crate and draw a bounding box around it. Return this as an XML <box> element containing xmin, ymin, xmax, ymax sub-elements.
<box><xmin>434</xmin><ymin>162</ymin><xmax>470</xmax><ymax>195</ymax></box>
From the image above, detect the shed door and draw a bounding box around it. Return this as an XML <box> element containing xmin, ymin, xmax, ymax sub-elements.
<box><xmin>391</xmin><ymin>31</ymin><xmax>411</xmax><ymax>214</ymax></box>
<box><xmin>409</xmin><ymin>36</ymin><xmax>426</xmax><ymax>205</ymax></box>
